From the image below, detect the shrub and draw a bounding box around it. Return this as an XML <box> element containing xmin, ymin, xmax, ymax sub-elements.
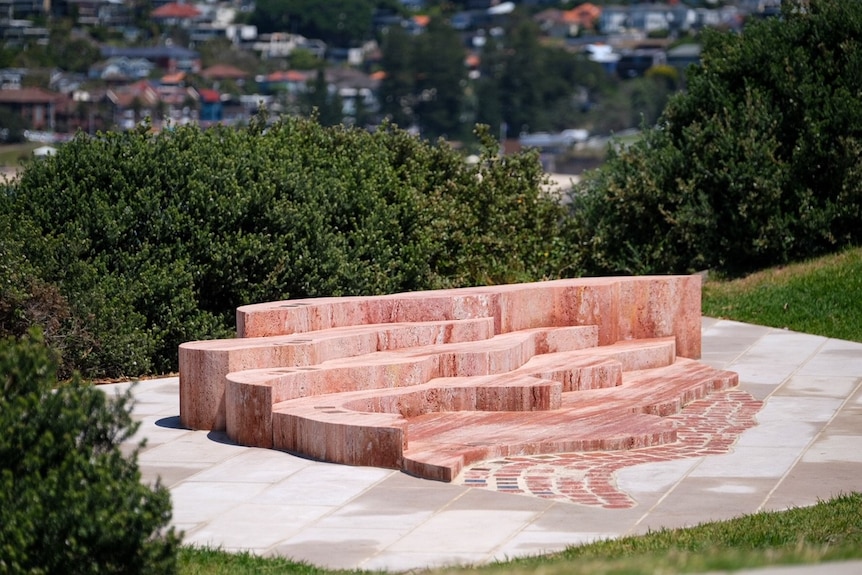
<box><xmin>2</xmin><ymin>118</ymin><xmax>570</xmax><ymax>377</ymax></box>
<box><xmin>570</xmin><ymin>0</ymin><xmax>862</xmax><ymax>276</ymax></box>
<box><xmin>0</xmin><ymin>330</ymin><xmax>179</xmax><ymax>574</ymax></box>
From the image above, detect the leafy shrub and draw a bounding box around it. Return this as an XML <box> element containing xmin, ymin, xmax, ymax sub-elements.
<box><xmin>1</xmin><ymin>118</ymin><xmax>570</xmax><ymax>377</ymax></box>
<box><xmin>0</xmin><ymin>330</ymin><xmax>179</xmax><ymax>574</ymax></box>
<box><xmin>570</xmin><ymin>0</ymin><xmax>862</xmax><ymax>276</ymax></box>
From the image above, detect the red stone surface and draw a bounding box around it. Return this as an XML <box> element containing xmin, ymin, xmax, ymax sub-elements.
<box><xmin>178</xmin><ymin>276</ymin><xmax>737</xmax><ymax>483</ymax></box>
<box><xmin>457</xmin><ymin>390</ymin><xmax>763</xmax><ymax>507</ymax></box>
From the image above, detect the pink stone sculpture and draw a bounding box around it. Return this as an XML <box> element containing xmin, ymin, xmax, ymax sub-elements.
<box><xmin>179</xmin><ymin>276</ymin><xmax>737</xmax><ymax>482</ymax></box>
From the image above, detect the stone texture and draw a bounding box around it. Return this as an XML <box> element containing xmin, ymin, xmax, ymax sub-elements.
<box><xmin>179</xmin><ymin>275</ymin><xmax>731</xmax><ymax>482</ymax></box>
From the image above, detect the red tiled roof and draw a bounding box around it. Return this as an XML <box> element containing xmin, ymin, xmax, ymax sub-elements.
<box><xmin>198</xmin><ymin>88</ymin><xmax>220</xmax><ymax>103</ymax></box>
<box><xmin>266</xmin><ymin>70</ymin><xmax>309</xmax><ymax>82</ymax></box>
<box><xmin>200</xmin><ymin>64</ymin><xmax>249</xmax><ymax>80</ymax></box>
<box><xmin>566</xmin><ymin>3</ymin><xmax>601</xmax><ymax>26</ymax></box>
<box><xmin>151</xmin><ymin>2</ymin><xmax>201</xmax><ymax>19</ymax></box>
<box><xmin>161</xmin><ymin>71</ymin><xmax>186</xmax><ymax>84</ymax></box>
<box><xmin>0</xmin><ymin>87</ymin><xmax>64</xmax><ymax>104</ymax></box>
<box><xmin>107</xmin><ymin>81</ymin><xmax>160</xmax><ymax>108</ymax></box>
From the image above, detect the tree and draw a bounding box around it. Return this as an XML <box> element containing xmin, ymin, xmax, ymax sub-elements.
<box><xmin>474</xmin><ymin>34</ymin><xmax>505</xmax><ymax>135</ymax></box>
<box><xmin>379</xmin><ymin>24</ymin><xmax>418</xmax><ymax>128</ymax></box>
<box><xmin>569</xmin><ymin>0</ymin><xmax>862</xmax><ymax>276</ymax></box>
<box><xmin>498</xmin><ymin>16</ymin><xmax>546</xmax><ymax>137</ymax></box>
<box><xmin>411</xmin><ymin>16</ymin><xmax>467</xmax><ymax>140</ymax></box>
<box><xmin>0</xmin><ymin>330</ymin><xmax>180</xmax><ymax>574</ymax></box>
<box><xmin>249</xmin><ymin>0</ymin><xmax>386</xmax><ymax>47</ymax></box>
<box><xmin>0</xmin><ymin>106</ymin><xmax>27</xmax><ymax>143</ymax></box>
<box><xmin>301</xmin><ymin>67</ymin><xmax>344</xmax><ymax>126</ymax></box>
<box><xmin>477</xmin><ymin>12</ymin><xmax>607</xmax><ymax>138</ymax></box>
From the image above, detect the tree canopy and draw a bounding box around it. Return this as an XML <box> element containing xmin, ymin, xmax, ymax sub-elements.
<box><xmin>249</xmin><ymin>0</ymin><xmax>401</xmax><ymax>47</ymax></box>
<box><xmin>569</xmin><ymin>0</ymin><xmax>862</xmax><ymax>276</ymax></box>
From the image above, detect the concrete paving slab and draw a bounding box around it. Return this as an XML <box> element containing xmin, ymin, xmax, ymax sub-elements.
<box><xmin>105</xmin><ymin>318</ymin><xmax>862</xmax><ymax>573</ymax></box>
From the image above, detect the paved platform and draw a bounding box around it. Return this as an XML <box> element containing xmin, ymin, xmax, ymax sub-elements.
<box><xmin>104</xmin><ymin>318</ymin><xmax>862</xmax><ymax>572</ymax></box>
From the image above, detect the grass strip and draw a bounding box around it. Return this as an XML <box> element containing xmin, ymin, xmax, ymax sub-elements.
<box><xmin>457</xmin><ymin>493</ymin><xmax>862</xmax><ymax>575</ymax></box>
<box><xmin>702</xmin><ymin>246</ymin><xmax>862</xmax><ymax>342</ymax></box>
<box><xmin>177</xmin><ymin>493</ymin><xmax>862</xmax><ymax>575</ymax></box>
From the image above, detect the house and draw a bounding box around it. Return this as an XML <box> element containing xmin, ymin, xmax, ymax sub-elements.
<box><xmin>0</xmin><ymin>68</ymin><xmax>26</xmax><ymax>90</ymax></box>
<box><xmin>585</xmin><ymin>43</ymin><xmax>620</xmax><ymax>75</ymax></box>
<box><xmin>197</xmin><ymin>88</ymin><xmax>222</xmax><ymax>124</ymax></box>
<box><xmin>534</xmin><ymin>3</ymin><xmax>601</xmax><ymax>38</ymax></box>
<box><xmin>65</xmin><ymin>0</ymin><xmax>131</xmax><ymax>28</ymax></box>
<box><xmin>100</xmin><ymin>46</ymin><xmax>201</xmax><ymax>74</ymax></box>
<box><xmin>104</xmin><ymin>78</ymin><xmax>201</xmax><ymax>130</ymax></box>
<box><xmin>200</xmin><ymin>64</ymin><xmax>249</xmax><ymax>89</ymax></box>
<box><xmin>251</xmin><ymin>33</ymin><xmax>326</xmax><ymax>60</ymax></box>
<box><xmin>616</xmin><ymin>49</ymin><xmax>666</xmax><ymax>79</ymax></box>
<box><xmin>599</xmin><ymin>3</ymin><xmax>694</xmax><ymax>36</ymax></box>
<box><xmin>0</xmin><ymin>87</ymin><xmax>69</xmax><ymax>132</ymax></box>
<box><xmin>258</xmin><ymin>70</ymin><xmax>311</xmax><ymax>96</ymax></box>
<box><xmin>89</xmin><ymin>57</ymin><xmax>155</xmax><ymax>82</ymax></box>
<box><xmin>0</xmin><ymin>18</ymin><xmax>49</xmax><ymax>46</ymax></box>
<box><xmin>155</xmin><ymin>73</ymin><xmax>199</xmax><ymax>124</ymax></box>
<box><xmin>49</xmin><ymin>71</ymin><xmax>86</xmax><ymax>96</ymax></box>
<box><xmin>151</xmin><ymin>2</ymin><xmax>203</xmax><ymax>28</ymax></box>
<box><xmin>325</xmin><ymin>68</ymin><xmax>380</xmax><ymax>119</ymax></box>
<box><xmin>0</xmin><ymin>0</ymin><xmax>50</xmax><ymax>19</ymax></box>
<box><xmin>105</xmin><ymin>80</ymin><xmax>161</xmax><ymax>129</ymax></box>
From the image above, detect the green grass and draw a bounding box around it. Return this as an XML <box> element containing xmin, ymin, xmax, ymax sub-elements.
<box><xmin>178</xmin><ymin>547</ymin><xmax>376</xmax><ymax>575</ymax></box>
<box><xmin>179</xmin><ymin>494</ymin><xmax>862</xmax><ymax>574</ymax></box>
<box><xmin>702</xmin><ymin>246</ymin><xmax>862</xmax><ymax>342</ymax></box>
<box><xmin>177</xmin><ymin>248</ymin><xmax>862</xmax><ymax>574</ymax></box>
<box><xmin>447</xmin><ymin>493</ymin><xmax>862</xmax><ymax>575</ymax></box>
<box><xmin>0</xmin><ymin>142</ymin><xmax>40</xmax><ymax>168</ymax></box>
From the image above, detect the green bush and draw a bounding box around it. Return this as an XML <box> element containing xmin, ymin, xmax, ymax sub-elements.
<box><xmin>1</xmin><ymin>118</ymin><xmax>570</xmax><ymax>377</ymax></box>
<box><xmin>0</xmin><ymin>331</ymin><xmax>179</xmax><ymax>574</ymax></box>
<box><xmin>570</xmin><ymin>0</ymin><xmax>862</xmax><ymax>276</ymax></box>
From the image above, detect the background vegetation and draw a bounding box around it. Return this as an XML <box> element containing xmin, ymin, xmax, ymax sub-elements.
<box><xmin>569</xmin><ymin>0</ymin><xmax>862</xmax><ymax>277</ymax></box>
<box><xmin>0</xmin><ymin>119</ymin><xmax>568</xmax><ymax>378</ymax></box>
<box><xmin>2</xmin><ymin>2</ymin><xmax>861</xmax><ymax>381</ymax></box>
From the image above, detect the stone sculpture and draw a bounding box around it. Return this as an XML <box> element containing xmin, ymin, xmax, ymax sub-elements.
<box><xmin>179</xmin><ymin>276</ymin><xmax>738</xmax><ymax>482</ymax></box>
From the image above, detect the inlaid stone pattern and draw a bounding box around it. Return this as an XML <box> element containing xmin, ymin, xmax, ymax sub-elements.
<box><xmin>179</xmin><ymin>276</ymin><xmax>742</xmax><ymax>482</ymax></box>
<box><xmin>455</xmin><ymin>389</ymin><xmax>763</xmax><ymax>507</ymax></box>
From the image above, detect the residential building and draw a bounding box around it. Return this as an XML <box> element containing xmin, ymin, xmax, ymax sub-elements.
<box><xmin>197</xmin><ymin>88</ymin><xmax>222</xmax><ymax>123</ymax></box>
<box><xmin>0</xmin><ymin>86</ymin><xmax>68</xmax><ymax>131</ymax></box>
<box><xmin>0</xmin><ymin>0</ymin><xmax>50</xmax><ymax>19</ymax></box>
<box><xmin>89</xmin><ymin>57</ymin><xmax>155</xmax><ymax>82</ymax></box>
<box><xmin>151</xmin><ymin>2</ymin><xmax>202</xmax><ymax>28</ymax></box>
<box><xmin>100</xmin><ymin>46</ymin><xmax>201</xmax><ymax>74</ymax></box>
<box><xmin>65</xmin><ymin>0</ymin><xmax>130</xmax><ymax>28</ymax></box>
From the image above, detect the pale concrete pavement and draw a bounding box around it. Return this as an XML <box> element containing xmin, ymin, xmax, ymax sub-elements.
<box><xmin>102</xmin><ymin>318</ymin><xmax>862</xmax><ymax>572</ymax></box>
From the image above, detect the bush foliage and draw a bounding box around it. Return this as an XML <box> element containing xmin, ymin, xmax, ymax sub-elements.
<box><xmin>0</xmin><ymin>118</ymin><xmax>569</xmax><ymax>378</ymax></box>
<box><xmin>0</xmin><ymin>330</ymin><xmax>179</xmax><ymax>574</ymax></box>
<box><xmin>5</xmin><ymin>2</ymin><xmax>861</xmax><ymax>377</ymax></box>
<box><xmin>569</xmin><ymin>0</ymin><xmax>862</xmax><ymax>276</ymax></box>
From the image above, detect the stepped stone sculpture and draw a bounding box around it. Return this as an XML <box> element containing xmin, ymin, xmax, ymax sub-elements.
<box><xmin>179</xmin><ymin>276</ymin><xmax>738</xmax><ymax>482</ymax></box>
